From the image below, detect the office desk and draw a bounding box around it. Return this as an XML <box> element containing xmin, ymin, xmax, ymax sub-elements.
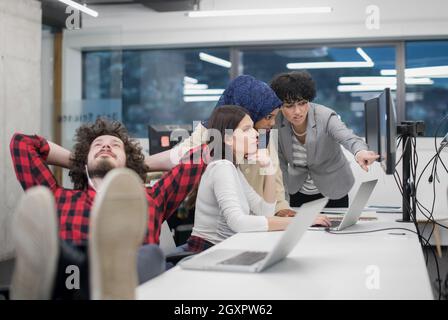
<box><xmin>137</xmin><ymin>214</ymin><xmax>434</xmax><ymax>300</ymax></box>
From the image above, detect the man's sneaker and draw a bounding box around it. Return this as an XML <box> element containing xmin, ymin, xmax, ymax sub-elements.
<box><xmin>89</xmin><ymin>168</ymin><xmax>148</xmax><ymax>300</ymax></box>
<box><xmin>10</xmin><ymin>186</ymin><xmax>59</xmax><ymax>300</ymax></box>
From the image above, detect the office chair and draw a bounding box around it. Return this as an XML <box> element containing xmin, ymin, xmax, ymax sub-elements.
<box><xmin>159</xmin><ymin>221</ymin><xmax>196</xmax><ymax>266</ymax></box>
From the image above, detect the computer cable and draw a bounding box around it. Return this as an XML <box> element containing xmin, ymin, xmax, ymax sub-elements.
<box><xmin>433</xmin><ymin>114</ymin><xmax>448</xmax><ymax>174</ymax></box>
<box><xmin>395</xmin><ymin>165</ymin><xmax>442</xmax><ymax>299</ymax></box>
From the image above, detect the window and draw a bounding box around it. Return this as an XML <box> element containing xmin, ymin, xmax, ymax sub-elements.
<box><xmin>82</xmin><ymin>42</ymin><xmax>448</xmax><ymax>139</ymax></box>
<box><xmin>405</xmin><ymin>41</ymin><xmax>448</xmax><ymax>137</ymax></box>
<box><xmin>241</xmin><ymin>45</ymin><xmax>396</xmax><ymax>136</ymax></box>
<box><xmin>83</xmin><ymin>48</ymin><xmax>231</xmax><ymax>137</ymax></box>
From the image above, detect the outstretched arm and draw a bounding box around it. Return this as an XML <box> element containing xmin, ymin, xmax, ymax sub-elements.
<box><xmin>148</xmin><ymin>145</ymin><xmax>207</xmax><ymax>222</ymax></box>
<box><xmin>145</xmin><ymin>123</ymin><xmax>207</xmax><ymax>171</ymax></box>
<box><xmin>145</xmin><ymin>149</ymin><xmax>176</xmax><ymax>172</ymax></box>
<box><xmin>326</xmin><ymin>113</ymin><xmax>378</xmax><ymax>172</ymax></box>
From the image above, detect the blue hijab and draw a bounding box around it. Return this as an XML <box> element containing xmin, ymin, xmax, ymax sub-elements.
<box><xmin>215</xmin><ymin>75</ymin><xmax>282</xmax><ymax>123</ymax></box>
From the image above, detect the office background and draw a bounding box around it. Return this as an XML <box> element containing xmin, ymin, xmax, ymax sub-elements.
<box><xmin>1</xmin><ymin>0</ymin><xmax>448</xmax><ymax>269</ymax></box>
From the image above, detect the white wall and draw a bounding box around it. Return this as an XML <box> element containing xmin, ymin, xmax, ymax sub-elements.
<box><xmin>0</xmin><ymin>0</ymin><xmax>42</xmax><ymax>260</ymax></box>
<box><xmin>41</xmin><ymin>29</ymin><xmax>55</xmax><ymax>141</ymax></box>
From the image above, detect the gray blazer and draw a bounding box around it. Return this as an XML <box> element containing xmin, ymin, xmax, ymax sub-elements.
<box><xmin>276</xmin><ymin>103</ymin><xmax>368</xmax><ymax>199</ymax></box>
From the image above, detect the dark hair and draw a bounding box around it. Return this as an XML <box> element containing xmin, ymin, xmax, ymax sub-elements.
<box><xmin>69</xmin><ymin>118</ymin><xmax>149</xmax><ymax>189</ymax></box>
<box><xmin>270</xmin><ymin>71</ymin><xmax>316</xmax><ymax>103</ymax></box>
<box><xmin>185</xmin><ymin>105</ymin><xmax>248</xmax><ymax>209</ymax></box>
<box><xmin>206</xmin><ymin>105</ymin><xmax>248</xmax><ymax>162</ymax></box>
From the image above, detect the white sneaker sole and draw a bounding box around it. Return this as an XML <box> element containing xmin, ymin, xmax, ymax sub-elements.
<box><xmin>10</xmin><ymin>186</ymin><xmax>59</xmax><ymax>300</ymax></box>
<box><xmin>89</xmin><ymin>168</ymin><xmax>148</xmax><ymax>300</ymax></box>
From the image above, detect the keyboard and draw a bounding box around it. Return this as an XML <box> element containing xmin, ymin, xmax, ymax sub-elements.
<box><xmin>311</xmin><ymin>219</ymin><xmax>342</xmax><ymax>228</ymax></box>
<box><xmin>330</xmin><ymin>220</ymin><xmax>342</xmax><ymax>228</ymax></box>
<box><xmin>219</xmin><ymin>251</ymin><xmax>268</xmax><ymax>266</ymax></box>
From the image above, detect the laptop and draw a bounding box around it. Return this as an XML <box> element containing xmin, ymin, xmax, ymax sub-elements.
<box><xmin>310</xmin><ymin>179</ymin><xmax>378</xmax><ymax>231</ymax></box>
<box><xmin>179</xmin><ymin>198</ymin><xmax>328</xmax><ymax>273</ymax></box>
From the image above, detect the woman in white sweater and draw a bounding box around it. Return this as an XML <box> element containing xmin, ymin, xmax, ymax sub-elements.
<box><xmin>186</xmin><ymin>105</ymin><xmax>293</xmax><ymax>252</ymax></box>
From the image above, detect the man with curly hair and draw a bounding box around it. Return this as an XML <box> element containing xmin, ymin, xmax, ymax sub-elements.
<box><xmin>9</xmin><ymin>118</ymin><xmax>207</xmax><ymax>299</ymax></box>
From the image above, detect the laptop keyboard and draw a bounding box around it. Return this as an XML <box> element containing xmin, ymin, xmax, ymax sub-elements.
<box><xmin>312</xmin><ymin>219</ymin><xmax>342</xmax><ymax>228</ymax></box>
<box><xmin>218</xmin><ymin>251</ymin><xmax>268</xmax><ymax>266</ymax></box>
<box><xmin>330</xmin><ymin>220</ymin><xmax>342</xmax><ymax>228</ymax></box>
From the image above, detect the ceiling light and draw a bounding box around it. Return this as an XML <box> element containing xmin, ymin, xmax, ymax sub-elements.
<box><xmin>381</xmin><ymin>66</ymin><xmax>448</xmax><ymax>78</ymax></box>
<box><xmin>183</xmin><ymin>76</ymin><xmax>198</xmax><ymax>84</ymax></box>
<box><xmin>187</xmin><ymin>7</ymin><xmax>332</xmax><ymax>18</ymax></box>
<box><xmin>184</xmin><ymin>96</ymin><xmax>222</xmax><ymax>102</ymax></box>
<box><xmin>199</xmin><ymin>52</ymin><xmax>231</xmax><ymax>68</ymax></box>
<box><xmin>183</xmin><ymin>89</ymin><xmax>225</xmax><ymax>95</ymax></box>
<box><xmin>337</xmin><ymin>85</ymin><xmax>397</xmax><ymax>92</ymax></box>
<box><xmin>183</xmin><ymin>83</ymin><xmax>209</xmax><ymax>90</ymax></box>
<box><xmin>287</xmin><ymin>47</ymin><xmax>373</xmax><ymax>70</ymax></box>
<box><xmin>58</xmin><ymin>0</ymin><xmax>99</xmax><ymax>17</ymax></box>
<box><xmin>339</xmin><ymin>76</ymin><xmax>433</xmax><ymax>85</ymax></box>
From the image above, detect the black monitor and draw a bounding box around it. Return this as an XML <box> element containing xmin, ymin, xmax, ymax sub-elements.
<box><xmin>364</xmin><ymin>97</ymin><xmax>380</xmax><ymax>156</ymax></box>
<box><xmin>364</xmin><ymin>88</ymin><xmax>397</xmax><ymax>175</ymax></box>
<box><xmin>148</xmin><ymin>124</ymin><xmax>193</xmax><ymax>155</ymax></box>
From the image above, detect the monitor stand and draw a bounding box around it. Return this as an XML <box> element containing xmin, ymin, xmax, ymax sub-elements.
<box><xmin>396</xmin><ymin>121</ymin><xmax>425</xmax><ymax>223</ymax></box>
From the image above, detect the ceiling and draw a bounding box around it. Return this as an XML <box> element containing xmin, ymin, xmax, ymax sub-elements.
<box><xmin>76</xmin><ymin>0</ymin><xmax>196</xmax><ymax>12</ymax></box>
<box><xmin>39</xmin><ymin>0</ymin><xmax>197</xmax><ymax>29</ymax></box>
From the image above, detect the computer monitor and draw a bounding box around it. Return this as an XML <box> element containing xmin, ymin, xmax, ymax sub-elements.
<box><xmin>364</xmin><ymin>97</ymin><xmax>380</xmax><ymax>156</ymax></box>
<box><xmin>148</xmin><ymin>124</ymin><xmax>193</xmax><ymax>155</ymax></box>
<box><xmin>364</xmin><ymin>88</ymin><xmax>397</xmax><ymax>175</ymax></box>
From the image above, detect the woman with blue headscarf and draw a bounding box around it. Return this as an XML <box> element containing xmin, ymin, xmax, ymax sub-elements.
<box><xmin>146</xmin><ymin>75</ymin><xmax>331</xmax><ymax>226</ymax></box>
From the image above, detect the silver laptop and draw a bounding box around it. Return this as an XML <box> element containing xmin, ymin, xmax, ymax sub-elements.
<box><xmin>311</xmin><ymin>179</ymin><xmax>378</xmax><ymax>231</ymax></box>
<box><xmin>179</xmin><ymin>198</ymin><xmax>328</xmax><ymax>273</ymax></box>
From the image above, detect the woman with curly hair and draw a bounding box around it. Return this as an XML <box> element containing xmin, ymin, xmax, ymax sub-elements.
<box><xmin>270</xmin><ymin>71</ymin><xmax>379</xmax><ymax>211</ymax></box>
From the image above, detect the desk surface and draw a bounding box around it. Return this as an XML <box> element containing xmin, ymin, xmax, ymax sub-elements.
<box><xmin>137</xmin><ymin>214</ymin><xmax>434</xmax><ymax>300</ymax></box>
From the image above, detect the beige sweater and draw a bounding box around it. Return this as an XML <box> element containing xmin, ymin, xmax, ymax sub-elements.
<box><xmin>175</xmin><ymin>123</ymin><xmax>291</xmax><ymax>213</ymax></box>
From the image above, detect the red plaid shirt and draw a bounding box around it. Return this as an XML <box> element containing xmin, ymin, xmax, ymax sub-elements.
<box><xmin>10</xmin><ymin>133</ymin><xmax>207</xmax><ymax>246</ymax></box>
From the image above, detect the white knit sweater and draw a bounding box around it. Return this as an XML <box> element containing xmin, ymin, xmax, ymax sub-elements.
<box><xmin>191</xmin><ymin>159</ymin><xmax>276</xmax><ymax>245</ymax></box>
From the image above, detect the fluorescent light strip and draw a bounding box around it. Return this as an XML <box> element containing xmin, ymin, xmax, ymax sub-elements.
<box><xmin>339</xmin><ymin>76</ymin><xmax>396</xmax><ymax>84</ymax></box>
<box><xmin>184</xmin><ymin>96</ymin><xmax>221</xmax><ymax>102</ymax></box>
<box><xmin>405</xmin><ymin>78</ymin><xmax>433</xmax><ymax>85</ymax></box>
<box><xmin>183</xmin><ymin>76</ymin><xmax>198</xmax><ymax>84</ymax></box>
<box><xmin>184</xmin><ymin>83</ymin><xmax>209</xmax><ymax>90</ymax></box>
<box><xmin>337</xmin><ymin>85</ymin><xmax>397</xmax><ymax>92</ymax></box>
<box><xmin>287</xmin><ymin>47</ymin><xmax>374</xmax><ymax>70</ymax></box>
<box><xmin>380</xmin><ymin>69</ymin><xmax>396</xmax><ymax>76</ymax></box>
<box><xmin>381</xmin><ymin>66</ymin><xmax>448</xmax><ymax>78</ymax></box>
<box><xmin>187</xmin><ymin>7</ymin><xmax>332</xmax><ymax>18</ymax></box>
<box><xmin>199</xmin><ymin>52</ymin><xmax>232</xmax><ymax>68</ymax></box>
<box><xmin>356</xmin><ymin>48</ymin><xmax>372</xmax><ymax>63</ymax></box>
<box><xmin>411</xmin><ymin>66</ymin><xmax>448</xmax><ymax>77</ymax></box>
<box><xmin>58</xmin><ymin>0</ymin><xmax>98</xmax><ymax>17</ymax></box>
<box><xmin>184</xmin><ymin>89</ymin><xmax>225</xmax><ymax>95</ymax></box>
<box><xmin>339</xmin><ymin>76</ymin><xmax>433</xmax><ymax>85</ymax></box>
<box><xmin>287</xmin><ymin>61</ymin><xmax>373</xmax><ymax>69</ymax></box>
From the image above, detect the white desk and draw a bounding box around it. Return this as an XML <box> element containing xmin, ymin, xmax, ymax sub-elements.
<box><xmin>137</xmin><ymin>214</ymin><xmax>434</xmax><ymax>300</ymax></box>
